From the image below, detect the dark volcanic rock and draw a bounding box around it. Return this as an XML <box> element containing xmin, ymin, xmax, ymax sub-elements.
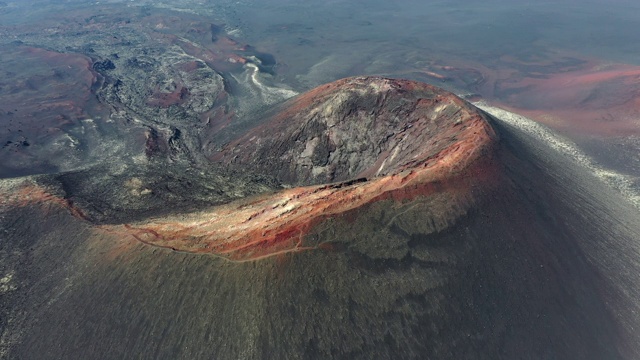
<box><xmin>92</xmin><ymin>59</ymin><xmax>116</xmax><ymax>72</ymax></box>
<box><xmin>0</xmin><ymin>77</ymin><xmax>639</xmax><ymax>360</ymax></box>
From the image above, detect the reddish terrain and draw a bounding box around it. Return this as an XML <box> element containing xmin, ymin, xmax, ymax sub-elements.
<box><xmin>0</xmin><ymin>45</ymin><xmax>108</xmax><ymax>172</ymax></box>
<box><xmin>491</xmin><ymin>63</ymin><xmax>640</xmax><ymax>136</ymax></box>
<box><xmin>415</xmin><ymin>55</ymin><xmax>640</xmax><ymax>137</ymax></box>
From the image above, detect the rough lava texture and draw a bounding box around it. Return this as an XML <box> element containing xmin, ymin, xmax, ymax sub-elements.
<box><xmin>122</xmin><ymin>77</ymin><xmax>497</xmax><ymax>261</ymax></box>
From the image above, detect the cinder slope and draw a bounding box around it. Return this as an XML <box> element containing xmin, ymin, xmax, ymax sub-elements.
<box><xmin>0</xmin><ymin>77</ymin><xmax>638</xmax><ymax>359</ymax></box>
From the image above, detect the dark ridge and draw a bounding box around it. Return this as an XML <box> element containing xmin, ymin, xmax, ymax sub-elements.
<box><xmin>36</xmin><ymin>163</ymin><xmax>282</xmax><ymax>224</ymax></box>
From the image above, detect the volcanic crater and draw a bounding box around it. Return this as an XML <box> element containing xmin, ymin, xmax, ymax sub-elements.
<box><xmin>119</xmin><ymin>77</ymin><xmax>498</xmax><ymax>261</ymax></box>
<box><xmin>3</xmin><ymin>76</ymin><xmax>640</xmax><ymax>360</ymax></box>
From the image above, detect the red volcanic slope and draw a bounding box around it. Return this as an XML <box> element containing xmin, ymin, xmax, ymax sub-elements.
<box><xmin>119</xmin><ymin>77</ymin><xmax>498</xmax><ymax>261</ymax></box>
<box><xmin>0</xmin><ymin>45</ymin><xmax>109</xmax><ymax>170</ymax></box>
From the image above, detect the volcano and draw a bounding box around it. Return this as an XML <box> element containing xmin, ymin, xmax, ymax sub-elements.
<box><xmin>1</xmin><ymin>77</ymin><xmax>639</xmax><ymax>359</ymax></box>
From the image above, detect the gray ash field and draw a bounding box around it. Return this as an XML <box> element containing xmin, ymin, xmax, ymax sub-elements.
<box><xmin>1</xmin><ymin>1</ymin><xmax>640</xmax><ymax>359</ymax></box>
